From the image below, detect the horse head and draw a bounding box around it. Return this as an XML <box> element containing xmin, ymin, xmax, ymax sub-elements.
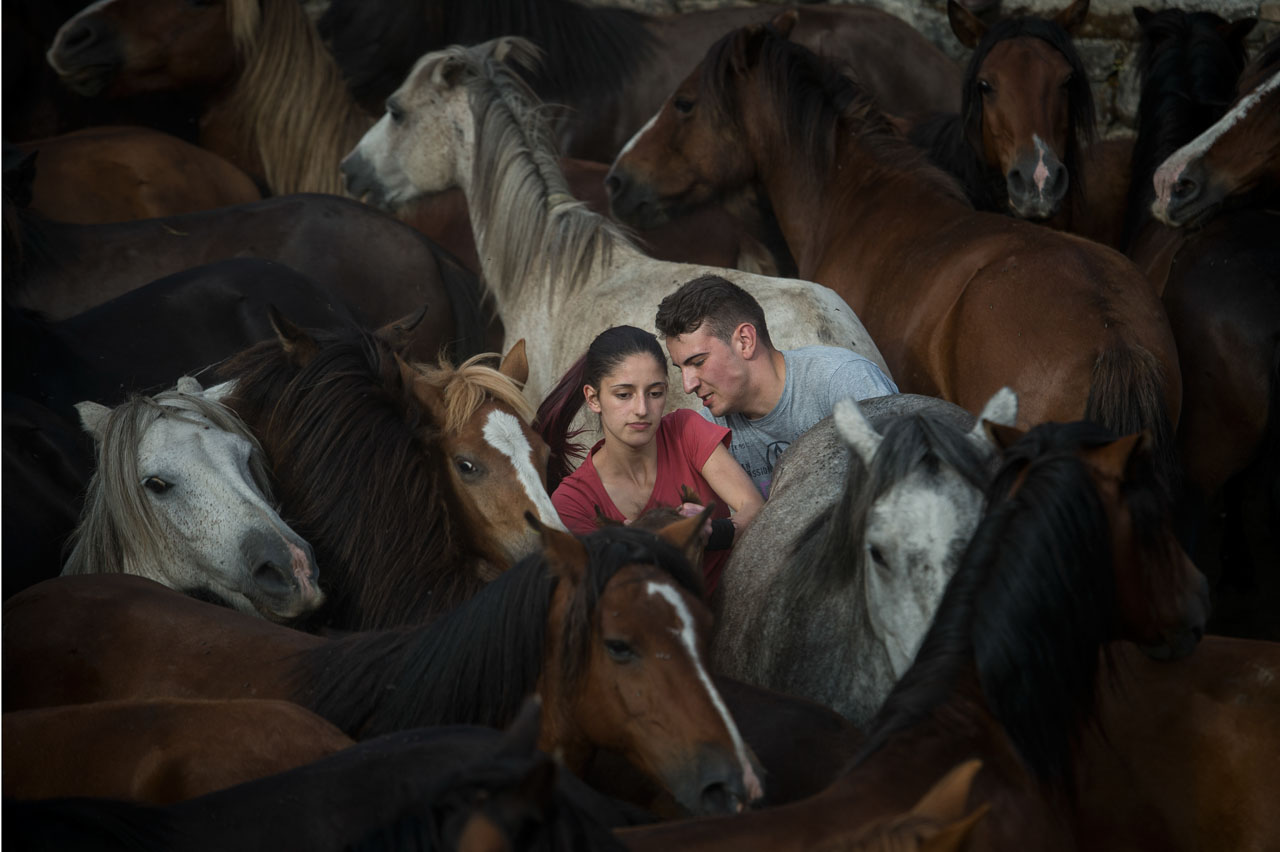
<box><xmin>65</xmin><ymin>383</ymin><xmax>322</xmax><ymax>622</ymax></box>
<box><xmin>533</xmin><ymin>515</ymin><xmax>764</xmax><ymax>816</ymax></box>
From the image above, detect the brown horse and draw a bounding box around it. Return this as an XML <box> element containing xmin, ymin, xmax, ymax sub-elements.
<box><xmin>3</xmin><ymin>516</ymin><xmax>766</xmax><ymax>817</ymax></box>
<box><xmin>217</xmin><ymin>315</ymin><xmax>561</xmax><ymax>630</ymax></box>
<box><xmin>3</xmin><ymin>698</ymin><xmax>354</xmax><ymax>804</ymax></box>
<box><xmin>1152</xmin><ymin>41</ymin><xmax>1280</xmax><ymax>228</ymax></box>
<box><xmin>614</xmin><ymin>420</ymin><xmax>1211</xmax><ymax>851</ymax></box>
<box><xmin>315</xmin><ymin>0</ymin><xmax>960</xmax><ymax>162</ymax></box>
<box><xmin>14</xmin><ymin>126</ymin><xmax>260</xmax><ymax>223</ymax></box>
<box><xmin>608</xmin><ymin>19</ymin><xmax>1182</xmax><ymax>489</ymax></box>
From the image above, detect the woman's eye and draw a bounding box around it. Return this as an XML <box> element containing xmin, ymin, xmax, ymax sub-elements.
<box><xmin>143</xmin><ymin>476</ymin><xmax>171</xmax><ymax>494</ymax></box>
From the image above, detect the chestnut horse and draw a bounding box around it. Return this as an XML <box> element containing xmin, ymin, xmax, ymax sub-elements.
<box><xmin>314</xmin><ymin>0</ymin><xmax>959</xmax><ymax>161</ymax></box>
<box><xmin>5</xmin><ymin>701</ymin><xmax>635</xmax><ymax>851</ymax></box>
<box><xmin>615</xmin><ymin>420</ymin><xmax>1211</xmax><ymax>851</ymax></box>
<box><xmin>3</xmin><ymin>698</ymin><xmax>354</xmax><ymax>804</ymax></box>
<box><xmin>215</xmin><ymin>315</ymin><xmax>562</xmax><ymax>630</ymax></box>
<box><xmin>608</xmin><ymin>20</ymin><xmax>1182</xmax><ymax>491</ymax></box>
<box><xmin>3</xmin><ymin>517</ymin><xmax>765</xmax><ymax>817</ymax></box>
<box><xmin>1152</xmin><ymin>40</ymin><xmax>1280</xmax><ymax>227</ymax></box>
<box><xmin>14</xmin><ymin>126</ymin><xmax>260</xmax><ymax>223</ymax></box>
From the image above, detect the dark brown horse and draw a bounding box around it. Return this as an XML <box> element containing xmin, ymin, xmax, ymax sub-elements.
<box><xmin>614</xmin><ymin>420</ymin><xmax>1211</xmax><ymax>851</ymax></box>
<box><xmin>608</xmin><ymin>19</ymin><xmax>1182</xmax><ymax>490</ymax></box>
<box><xmin>14</xmin><ymin>126</ymin><xmax>261</xmax><ymax>223</ymax></box>
<box><xmin>216</xmin><ymin>315</ymin><xmax>559</xmax><ymax>630</ymax></box>
<box><xmin>3</xmin><ymin>518</ymin><xmax>765</xmax><ymax>816</ymax></box>
<box><xmin>3</xmin><ymin>698</ymin><xmax>354</xmax><ymax>804</ymax></box>
<box><xmin>5</xmin><ymin>701</ymin><xmax>635</xmax><ymax>851</ymax></box>
<box><xmin>314</xmin><ymin>0</ymin><xmax>960</xmax><ymax>162</ymax></box>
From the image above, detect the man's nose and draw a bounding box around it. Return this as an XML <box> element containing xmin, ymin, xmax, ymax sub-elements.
<box><xmin>682</xmin><ymin>371</ymin><xmax>698</xmax><ymax>394</ymax></box>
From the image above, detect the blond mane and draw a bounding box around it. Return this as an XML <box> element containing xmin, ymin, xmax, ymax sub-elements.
<box><xmin>421</xmin><ymin>352</ymin><xmax>535</xmax><ymax>435</ymax></box>
<box><xmin>417</xmin><ymin>42</ymin><xmax>637</xmax><ymax>309</ymax></box>
<box><xmin>224</xmin><ymin>0</ymin><xmax>371</xmax><ymax>194</ymax></box>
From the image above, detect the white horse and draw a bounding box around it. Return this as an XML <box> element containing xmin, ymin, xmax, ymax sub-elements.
<box><xmin>64</xmin><ymin>377</ymin><xmax>323</xmax><ymax>622</ymax></box>
<box><xmin>713</xmin><ymin>388</ymin><xmax>1016</xmax><ymax>725</ymax></box>
<box><xmin>340</xmin><ymin>37</ymin><xmax>888</xmax><ymax>414</ymax></box>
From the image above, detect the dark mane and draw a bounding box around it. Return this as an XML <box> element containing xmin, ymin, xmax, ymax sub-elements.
<box><xmin>699</xmin><ymin>26</ymin><xmax>966</xmax><ymax>204</ymax></box>
<box><xmin>789</xmin><ymin>413</ymin><xmax>993</xmax><ymax>602</ymax></box>
<box><xmin>1124</xmin><ymin>9</ymin><xmax>1251</xmax><ymax>244</ymax></box>
<box><xmin>913</xmin><ymin>14</ymin><xmax>1095</xmax><ymax>214</ymax></box>
<box><xmin>318</xmin><ymin>0</ymin><xmax>654</xmax><ymax>112</ymax></box>
<box><xmin>219</xmin><ymin>326</ymin><xmax>482</xmax><ymax>631</ymax></box>
<box><xmin>853</xmin><ymin>421</ymin><xmax>1175</xmax><ymax>789</ymax></box>
<box><xmin>292</xmin><ymin>525</ymin><xmax>704</xmax><ymax>739</ymax></box>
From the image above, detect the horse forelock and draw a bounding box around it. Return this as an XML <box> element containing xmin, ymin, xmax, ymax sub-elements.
<box><xmin>856</xmin><ymin>422</ymin><xmax>1129</xmax><ymax>790</ymax></box>
<box><xmin>423</xmin><ymin>352</ymin><xmax>534</xmax><ymax>436</ymax></box>
<box><xmin>701</xmin><ymin>28</ymin><xmax>966</xmax><ymax>203</ymax></box>
<box><xmin>438</xmin><ymin>41</ymin><xmax>630</xmax><ymax>306</ymax></box>
<box><xmin>224</xmin><ymin>0</ymin><xmax>369</xmax><ymax>194</ymax></box>
<box><xmin>221</xmin><ymin>328</ymin><xmax>483</xmax><ymax>630</ymax></box>
<box><xmin>63</xmin><ymin>388</ymin><xmax>271</xmax><ymax>580</ymax></box>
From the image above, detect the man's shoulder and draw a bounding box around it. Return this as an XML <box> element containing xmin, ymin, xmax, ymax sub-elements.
<box><xmin>785</xmin><ymin>345</ymin><xmax>881</xmax><ymax>378</ymax></box>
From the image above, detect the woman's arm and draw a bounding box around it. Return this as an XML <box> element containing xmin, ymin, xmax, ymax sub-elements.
<box><xmin>700</xmin><ymin>444</ymin><xmax>764</xmax><ymax>533</ymax></box>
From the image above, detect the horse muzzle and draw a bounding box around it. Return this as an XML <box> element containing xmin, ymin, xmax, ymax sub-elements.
<box><xmin>1006</xmin><ymin>152</ymin><xmax>1068</xmax><ymax>220</ymax></box>
<box><xmin>604</xmin><ymin>165</ymin><xmax>672</xmax><ymax>229</ymax></box>
<box><xmin>664</xmin><ymin>743</ymin><xmax>763</xmax><ymax>817</ymax></box>
<box><xmin>47</xmin><ymin>15</ymin><xmax>122</xmax><ymax>96</ymax></box>
<box><xmin>242</xmin><ymin>530</ymin><xmax>324</xmax><ymax>620</ymax></box>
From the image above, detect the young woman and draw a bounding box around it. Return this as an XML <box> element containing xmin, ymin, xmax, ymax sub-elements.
<box><xmin>536</xmin><ymin>325</ymin><xmax>763</xmax><ymax>595</ymax></box>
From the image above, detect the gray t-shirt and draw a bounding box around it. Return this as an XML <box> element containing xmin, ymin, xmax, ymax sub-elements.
<box><xmin>701</xmin><ymin>346</ymin><xmax>898</xmax><ymax>496</ymax></box>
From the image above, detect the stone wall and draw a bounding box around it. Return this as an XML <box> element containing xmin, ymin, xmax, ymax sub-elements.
<box><xmin>587</xmin><ymin>0</ymin><xmax>1277</xmax><ymax>136</ymax></box>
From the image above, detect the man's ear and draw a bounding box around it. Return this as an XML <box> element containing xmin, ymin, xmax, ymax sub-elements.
<box><xmin>735</xmin><ymin>322</ymin><xmax>759</xmax><ymax>359</ymax></box>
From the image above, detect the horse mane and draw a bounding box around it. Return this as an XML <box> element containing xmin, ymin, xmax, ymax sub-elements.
<box><xmin>853</xmin><ymin>420</ymin><xmax>1176</xmax><ymax>790</ymax></box>
<box><xmin>786</xmin><ymin>414</ymin><xmax>993</xmax><ymax>604</ymax></box>
<box><xmin>700</xmin><ymin>27</ymin><xmax>966</xmax><ymax>205</ymax></box>
<box><xmin>422</xmin><ymin>352</ymin><xmax>534</xmax><ymax>435</ymax></box>
<box><xmin>319</xmin><ymin>0</ymin><xmax>654</xmax><ymax>114</ymax></box>
<box><xmin>62</xmin><ymin>387</ymin><xmax>273</xmax><ymax>579</ymax></box>
<box><xmin>292</xmin><ymin>525</ymin><xmax>703</xmax><ymax>738</ymax></box>
<box><xmin>418</xmin><ymin>40</ymin><xmax>635</xmax><ymax>309</ymax></box>
<box><xmin>222</xmin><ymin>0</ymin><xmax>370</xmax><ymax>194</ymax></box>
<box><xmin>219</xmin><ymin>326</ymin><xmax>482</xmax><ymax>631</ymax></box>
<box><xmin>1123</xmin><ymin>8</ymin><xmax>1250</xmax><ymax>244</ymax></box>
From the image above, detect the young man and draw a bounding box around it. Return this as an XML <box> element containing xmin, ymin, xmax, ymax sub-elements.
<box><xmin>655</xmin><ymin>274</ymin><xmax>897</xmax><ymax>496</ymax></box>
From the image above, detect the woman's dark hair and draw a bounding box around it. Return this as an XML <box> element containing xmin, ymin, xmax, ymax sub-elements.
<box><xmin>534</xmin><ymin>326</ymin><xmax>667</xmax><ymax>492</ymax></box>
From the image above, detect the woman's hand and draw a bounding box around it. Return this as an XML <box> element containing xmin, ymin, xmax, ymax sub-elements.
<box><xmin>677</xmin><ymin>502</ymin><xmax>713</xmax><ymax>538</ymax></box>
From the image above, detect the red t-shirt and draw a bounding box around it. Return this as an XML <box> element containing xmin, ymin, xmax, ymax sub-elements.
<box><xmin>552</xmin><ymin>408</ymin><xmax>733</xmax><ymax>595</ymax></box>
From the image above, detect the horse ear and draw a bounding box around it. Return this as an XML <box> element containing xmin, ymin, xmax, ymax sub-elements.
<box><xmin>947</xmin><ymin>0</ymin><xmax>987</xmax><ymax>49</ymax></box>
<box><xmin>500</xmin><ymin>339</ymin><xmax>530</xmax><ymax>386</ymax></box>
<box><xmin>911</xmin><ymin>759</ymin><xmax>982</xmax><ymax>824</ymax></box>
<box><xmin>75</xmin><ymin>401</ymin><xmax>112</xmax><ymax>442</ymax></box>
<box><xmin>268</xmin><ymin>306</ymin><xmax>319</xmax><ymax>367</ymax></box>
<box><xmin>431</xmin><ymin>53</ymin><xmax>467</xmax><ymax>88</ymax></box>
<box><xmin>528</xmin><ymin>512</ymin><xmax>588</xmax><ymax>585</ymax></box>
<box><xmin>1082</xmin><ymin>431</ymin><xmax>1148</xmax><ymax>481</ymax></box>
<box><xmin>970</xmin><ymin>387</ymin><xmax>1018</xmax><ymax>448</ymax></box>
<box><xmin>833</xmin><ymin>397</ymin><xmax>883</xmax><ymax>465</ymax></box>
<box><xmin>397</xmin><ymin>356</ymin><xmax>446</xmax><ymax>414</ymax></box>
<box><xmin>729</xmin><ymin>24</ymin><xmax>770</xmax><ymax>76</ymax></box>
<box><xmin>1217</xmin><ymin>16</ymin><xmax>1257</xmax><ymax>45</ymax></box>
<box><xmin>175</xmin><ymin>376</ymin><xmax>204</xmax><ymax>395</ymax></box>
<box><xmin>1132</xmin><ymin>7</ymin><xmax>1154</xmax><ymax>27</ymax></box>
<box><xmin>374</xmin><ymin>304</ymin><xmax>429</xmax><ymax>356</ymax></box>
<box><xmin>920</xmin><ymin>803</ymin><xmax>991</xmax><ymax>852</ymax></box>
<box><xmin>1053</xmin><ymin>0</ymin><xmax>1090</xmax><ymax>34</ymax></box>
<box><xmin>984</xmin><ymin>422</ymin><xmax>1026</xmax><ymax>451</ymax></box>
<box><xmin>656</xmin><ymin>504</ymin><xmax>714</xmax><ymax>565</ymax></box>
<box><xmin>768</xmin><ymin>8</ymin><xmax>798</xmax><ymax>39</ymax></box>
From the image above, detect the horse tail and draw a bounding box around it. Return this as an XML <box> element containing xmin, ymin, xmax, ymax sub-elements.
<box><xmin>1085</xmin><ymin>344</ymin><xmax>1179</xmax><ymax>497</ymax></box>
<box><xmin>533</xmin><ymin>352</ymin><xmax>591</xmax><ymax>494</ymax></box>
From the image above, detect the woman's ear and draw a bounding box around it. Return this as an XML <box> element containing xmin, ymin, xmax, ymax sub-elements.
<box><xmin>584</xmin><ymin>384</ymin><xmax>602</xmax><ymax>414</ymax></box>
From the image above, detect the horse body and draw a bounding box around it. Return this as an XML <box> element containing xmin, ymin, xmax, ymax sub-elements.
<box><xmin>608</xmin><ymin>23</ymin><xmax>1180</xmax><ymax>482</ymax></box>
<box><xmin>340</xmin><ymin>38</ymin><xmax>887</xmax><ymax>419</ymax></box>
<box><xmin>3</xmin><ymin>698</ymin><xmax>354</xmax><ymax>805</ymax></box>
<box><xmin>64</xmin><ymin>382</ymin><xmax>322</xmax><ymax>622</ymax></box>
<box><xmin>14</xmin><ymin>126</ymin><xmax>260</xmax><ymax>223</ymax></box>
<box><xmin>714</xmin><ymin>391</ymin><xmax>1013</xmax><ymax>725</ymax></box>
<box><xmin>4</xmin><ymin>521</ymin><xmax>764</xmax><ymax>816</ymax></box>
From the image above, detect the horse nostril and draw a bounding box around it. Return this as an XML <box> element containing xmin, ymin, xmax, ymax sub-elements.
<box><xmin>604</xmin><ymin>173</ymin><xmax>623</xmax><ymax>198</ymax></box>
<box><xmin>1049</xmin><ymin>164</ymin><xmax>1068</xmax><ymax>200</ymax></box>
<box><xmin>252</xmin><ymin>560</ymin><xmax>292</xmax><ymax>596</ymax></box>
<box><xmin>699</xmin><ymin>781</ymin><xmax>738</xmax><ymax>815</ymax></box>
<box><xmin>1172</xmin><ymin>177</ymin><xmax>1198</xmax><ymax>201</ymax></box>
<box><xmin>1007</xmin><ymin>169</ymin><xmax>1027</xmax><ymax>196</ymax></box>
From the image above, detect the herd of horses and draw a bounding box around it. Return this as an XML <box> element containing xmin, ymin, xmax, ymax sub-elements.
<box><xmin>4</xmin><ymin>0</ymin><xmax>1278</xmax><ymax>849</ymax></box>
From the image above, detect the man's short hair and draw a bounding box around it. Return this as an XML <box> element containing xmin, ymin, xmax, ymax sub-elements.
<box><xmin>655</xmin><ymin>275</ymin><xmax>774</xmax><ymax>349</ymax></box>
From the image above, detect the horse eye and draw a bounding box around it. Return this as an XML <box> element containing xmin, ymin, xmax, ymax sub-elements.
<box><xmin>673</xmin><ymin>97</ymin><xmax>695</xmax><ymax>114</ymax></box>
<box><xmin>455</xmin><ymin>458</ymin><xmax>480</xmax><ymax>477</ymax></box>
<box><xmin>387</xmin><ymin>104</ymin><xmax>404</xmax><ymax>124</ymax></box>
<box><xmin>978</xmin><ymin>79</ymin><xmax>993</xmax><ymax>95</ymax></box>
<box><xmin>143</xmin><ymin>476</ymin><xmax>171</xmax><ymax>494</ymax></box>
<box><xmin>869</xmin><ymin>545</ymin><xmax>887</xmax><ymax>567</ymax></box>
<box><xmin>605</xmin><ymin>639</ymin><xmax>637</xmax><ymax>662</ymax></box>
<box><xmin>1061</xmin><ymin>73</ymin><xmax>1074</xmax><ymax>88</ymax></box>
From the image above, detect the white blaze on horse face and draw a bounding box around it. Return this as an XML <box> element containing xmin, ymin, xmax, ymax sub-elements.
<box><xmin>863</xmin><ymin>468</ymin><xmax>984</xmax><ymax>679</ymax></box>
<box><xmin>1031</xmin><ymin>134</ymin><xmax>1052</xmax><ymax>193</ymax></box>
<box><xmin>645</xmin><ymin>581</ymin><xmax>764</xmax><ymax>805</ymax></box>
<box><xmin>1152</xmin><ymin>70</ymin><xmax>1280</xmax><ymax>213</ymax></box>
<box><xmin>481</xmin><ymin>410</ymin><xmax>566</xmax><ymax>531</ymax></box>
<box><xmin>617</xmin><ymin>110</ymin><xmax>660</xmax><ymax>161</ymax></box>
